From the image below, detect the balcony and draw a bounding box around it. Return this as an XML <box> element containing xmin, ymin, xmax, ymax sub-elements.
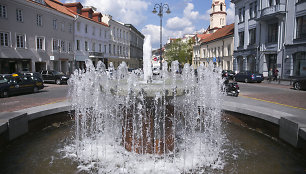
<box><xmin>89</xmin><ymin>52</ymin><xmax>104</xmax><ymax>58</ymax></box>
<box><xmin>259</xmin><ymin>4</ymin><xmax>286</xmax><ymax>20</ymax></box>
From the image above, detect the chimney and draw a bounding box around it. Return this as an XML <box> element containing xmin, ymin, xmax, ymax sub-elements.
<box><xmin>64</xmin><ymin>2</ymin><xmax>83</xmax><ymax>14</ymax></box>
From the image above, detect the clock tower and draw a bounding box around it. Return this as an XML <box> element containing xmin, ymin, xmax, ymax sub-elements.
<box><xmin>209</xmin><ymin>0</ymin><xmax>227</xmax><ymax>33</ymax></box>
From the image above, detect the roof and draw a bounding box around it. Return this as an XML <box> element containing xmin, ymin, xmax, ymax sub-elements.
<box><xmin>44</xmin><ymin>0</ymin><xmax>109</xmax><ymax>27</ymax></box>
<box><xmin>44</xmin><ymin>0</ymin><xmax>75</xmax><ymax>17</ymax></box>
<box><xmin>196</xmin><ymin>33</ymin><xmax>212</xmax><ymax>41</ymax></box>
<box><xmin>200</xmin><ymin>23</ymin><xmax>234</xmax><ymax>43</ymax></box>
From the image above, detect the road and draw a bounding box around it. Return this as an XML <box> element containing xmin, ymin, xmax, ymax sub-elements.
<box><xmin>1</xmin><ymin>81</ymin><xmax>306</xmax><ymax>113</ymax></box>
<box><xmin>238</xmin><ymin>82</ymin><xmax>306</xmax><ymax>110</ymax></box>
<box><xmin>0</xmin><ymin>84</ymin><xmax>68</xmax><ymax>112</ymax></box>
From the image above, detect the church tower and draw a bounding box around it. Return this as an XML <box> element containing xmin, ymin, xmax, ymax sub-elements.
<box><xmin>209</xmin><ymin>0</ymin><xmax>227</xmax><ymax>33</ymax></box>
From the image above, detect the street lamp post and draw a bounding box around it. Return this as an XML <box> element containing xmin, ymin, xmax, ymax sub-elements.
<box><xmin>152</xmin><ymin>3</ymin><xmax>171</xmax><ymax>70</ymax></box>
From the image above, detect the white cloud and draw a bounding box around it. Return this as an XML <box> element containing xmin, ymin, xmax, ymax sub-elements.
<box><xmin>226</xmin><ymin>3</ymin><xmax>235</xmax><ymax>24</ymax></box>
<box><xmin>83</xmin><ymin>0</ymin><xmax>149</xmax><ymax>25</ymax></box>
<box><xmin>166</xmin><ymin>17</ymin><xmax>192</xmax><ymax>30</ymax></box>
<box><xmin>183</xmin><ymin>3</ymin><xmax>199</xmax><ymax>20</ymax></box>
<box><xmin>64</xmin><ymin>0</ymin><xmax>76</xmax><ymax>3</ymax></box>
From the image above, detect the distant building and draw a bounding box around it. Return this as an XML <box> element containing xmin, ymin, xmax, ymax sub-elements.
<box><xmin>124</xmin><ymin>24</ymin><xmax>144</xmax><ymax>69</ymax></box>
<box><xmin>0</xmin><ymin>0</ymin><xmax>75</xmax><ymax>74</ymax></box>
<box><xmin>193</xmin><ymin>0</ymin><xmax>234</xmax><ymax>70</ymax></box>
<box><xmin>231</xmin><ymin>0</ymin><xmax>306</xmax><ymax>78</ymax></box>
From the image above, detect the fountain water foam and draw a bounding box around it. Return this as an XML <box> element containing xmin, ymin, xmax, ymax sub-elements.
<box><xmin>66</xmin><ymin>36</ymin><xmax>225</xmax><ymax>173</ymax></box>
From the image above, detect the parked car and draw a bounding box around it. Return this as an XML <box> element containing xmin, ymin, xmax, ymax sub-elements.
<box><xmin>41</xmin><ymin>70</ymin><xmax>69</xmax><ymax>85</ymax></box>
<box><xmin>222</xmin><ymin>70</ymin><xmax>235</xmax><ymax>79</ymax></box>
<box><xmin>293</xmin><ymin>78</ymin><xmax>306</xmax><ymax>90</ymax></box>
<box><xmin>234</xmin><ymin>71</ymin><xmax>264</xmax><ymax>83</ymax></box>
<box><xmin>17</xmin><ymin>71</ymin><xmax>43</xmax><ymax>81</ymax></box>
<box><xmin>0</xmin><ymin>74</ymin><xmax>44</xmax><ymax>98</ymax></box>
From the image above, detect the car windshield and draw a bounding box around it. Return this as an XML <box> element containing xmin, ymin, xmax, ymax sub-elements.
<box><xmin>0</xmin><ymin>76</ymin><xmax>7</xmax><ymax>84</ymax></box>
<box><xmin>53</xmin><ymin>71</ymin><xmax>65</xmax><ymax>75</ymax></box>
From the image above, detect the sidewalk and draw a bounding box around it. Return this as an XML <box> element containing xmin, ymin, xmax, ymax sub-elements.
<box><xmin>262</xmin><ymin>79</ymin><xmax>293</xmax><ymax>86</ymax></box>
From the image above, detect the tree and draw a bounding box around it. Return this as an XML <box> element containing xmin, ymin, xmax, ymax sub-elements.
<box><xmin>164</xmin><ymin>38</ymin><xmax>195</xmax><ymax>65</ymax></box>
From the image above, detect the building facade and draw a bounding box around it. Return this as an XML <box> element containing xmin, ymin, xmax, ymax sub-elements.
<box><xmin>193</xmin><ymin>0</ymin><xmax>233</xmax><ymax>70</ymax></box>
<box><xmin>124</xmin><ymin>24</ymin><xmax>144</xmax><ymax>69</ymax></box>
<box><xmin>232</xmin><ymin>0</ymin><xmax>306</xmax><ymax>78</ymax></box>
<box><xmin>102</xmin><ymin>15</ymin><xmax>130</xmax><ymax>68</ymax></box>
<box><xmin>0</xmin><ymin>0</ymin><xmax>74</xmax><ymax>74</ymax></box>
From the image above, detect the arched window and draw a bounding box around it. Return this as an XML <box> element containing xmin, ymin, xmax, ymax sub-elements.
<box><xmin>220</xmin><ymin>4</ymin><xmax>223</xmax><ymax>11</ymax></box>
<box><xmin>213</xmin><ymin>5</ymin><xmax>215</xmax><ymax>12</ymax></box>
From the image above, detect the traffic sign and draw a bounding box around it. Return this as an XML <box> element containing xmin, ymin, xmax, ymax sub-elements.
<box><xmin>213</xmin><ymin>57</ymin><xmax>216</xmax><ymax>62</ymax></box>
<box><xmin>153</xmin><ymin>57</ymin><xmax>157</xmax><ymax>61</ymax></box>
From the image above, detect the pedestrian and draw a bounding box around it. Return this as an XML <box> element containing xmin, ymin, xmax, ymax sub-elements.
<box><xmin>268</xmin><ymin>68</ymin><xmax>273</xmax><ymax>82</ymax></box>
<box><xmin>273</xmin><ymin>68</ymin><xmax>279</xmax><ymax>81</ymax></box>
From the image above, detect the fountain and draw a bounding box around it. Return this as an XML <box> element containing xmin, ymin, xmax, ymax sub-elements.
<box><xmin>66</xmin><ymin>35</ymin><xmax>225</xmax><ymax>173</ymax></box>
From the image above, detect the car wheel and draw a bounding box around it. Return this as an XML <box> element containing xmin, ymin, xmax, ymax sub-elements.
<box><xmin>294</xmin><ymin>82</ymin><xmax>301</xmax><ymax>90</ymax></box>
<box><xmin>56</xmin><ymin>79</ymin><xmax>61</xmax><ymax>85</ymax></box>
<box><xmin>257</xmin><ymin>81</ymin><xmax>262</xmax><ymax>83</ymax></box>
<box><xmin>1</xmin><ymin>91</ymin><xmax>9</xmax><ymax>98</ymax></box>
<box><xmin>244</xmin><ymin>78</ymin><xmax>248</xmax><ymax>83</ymax></box>
<box><xmin>33</xmin><ymin>87</ymin><xmax>39</xmax><ymax>93</ymax></box>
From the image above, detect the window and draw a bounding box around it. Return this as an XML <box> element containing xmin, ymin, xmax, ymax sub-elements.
<box><xmin>105</xmin><ymin>31</ymin><xmax>107</xmax><ymax>38</ymax></box>
<box><xmin>104</xmin><ymin>45</ymin><xmax>106</xmax><ymax>53</ymax></box>
<box><xmin>100</xmin><ymin>29</ymin><xmax>102</xmax><ymax>37</ymax></box>
<box><xmin>36</xmin><ymin>14</ymin><xmax>42</xmax><ymax>27</ymax></box>
<box><xmin>268</xmin><ymin>23</ymin><xmax>278</xmax><ymax>43</ymax></box>
<box><xmin>53</xmin><ymin>19</ymin><xmax>57</xmax><ymax>30</ymax></box>
<box><xmin>53</xmin><ymin>39</ymin><xmax>58</xmax><ymax>51</ymax></box>
<box><xmin>99</xmin><ymin>44</ymin><xmax>102</xmax><ymax>52</ymax></box>
<box><xmin>89</xmin><ymin>13</ymin><xmax>92</xmax><ymax>19</ymax></box>
<box><xmin>269</xmin><ymin>0</ymin><xmax>273</xmax><ymax>6</ymax></box>
<box><xmin>0</xmin><ymin>5</ymin><xmax>7</xmax><ymax>18</ymax></box>
<box><xmin>16</xmin><ymin>9</ymin><xmax>23</xmax><ymax>22</ymax></box>
<box><xmin>16</xmin><ymin>34</ymin><xmax>24</xmax><ymax>48</ymax></box>
<box><xmin>61</xmin><ymin>40</ymin><xmax>65</xmax><ymax>52</ymax></box>
<box><xmin>61</xmin><ymin>22</ymin><xmax>65</xmax><ymax>32</ymax></box>
<box><xmin>296</xmin><ymin>16</ymin><xmax>306</xmax><ymax>39</ymax></box>
<box><xmin>242</xmin><ymin>7</ymin><xmax>245</xmax><ymax>22</ymax></box>
<box><xmin>227</xmin><ymin>45</ymin><xmax>231</xmax><ymax>56</ymax></box>
<box><xmin>92</xmin><ymin>42</ymin><xmax>95</xmax><ymax>52</ymax></box>
<box><xmin>113</xmin><ymin>44</ymin><xmax>115</xmax><ymax>55</ymax></box>
<box><xmin>92</xmin><ymin>27</ymin><xmax>95</xmax><ymax>35</ymax></box>
<box><xmin>109</xmin><ymin>44</ymin><xmax>111</xmax><ymax>54</ymax></box>
<box><xmin>249</xmin><ymin>28</ymin><xmax>256</xmax><ymax>45</ymax></box>
<box><xmin>69</xmin><ymin>23</ymin><xmax>72</xmax><ymax>33</ymax></box>
<box><xmin>239</xmin><ymin>31</ymin><xmax>244</xmax><ymax>47</ymax></box>
<box><xmin>85</xmin><ymin>24</ymin><xmax>88</xmax><ymax>33</ymax></box>
<box><xmin>77</xmin><ymin>8</ymin><xmax>81</xmax><ymax>14</ymax></box>
<box><xmin>249</xmin><ymin>3</ymin><xmax>253</xmax><ymax>19</ymax></box>
<box><xmin>0</xmin><ymin>32</ymin><xmax>9</xmax><ymax>46</ymax></box>
<box><xmin>77</xmin><ymin>22</ymin><xmax>80</xmax><ymax>31</ymax></box>
<box><xmin>239</xmin><ymin>8</ymin><xmax>242</xmax><ymax>22</ymax></box>
<box><xmin>36</xmin><ymin>37</ymin><xmax>44</xmax><ymax>50</ymax></box>
<box><xmin>68</xmin><ymin>42</ymin><xmax>72</xmax><ymax>52</ymax></box>
<box><xmin>253</xmin><ymin>2</ymin><xmax>257</xmax><ymax>18</ymax></box>
<box><xmin>85</xmin><ymin>41</ymin><xmax>88</xmax><ymax>51</ymax></box>
<box><xmin>220</xmin><ymin>4</ymin><xmax>223</xmax><ymax>11</ymax></box>
<box><xmin>76</xmin><ymin>40</ymin><xmax>80</xmax><ymax>51</ymax></box>
<box><xmin>120</xmin><ymin>29</ymin><xmax>122</xmax><ymax>38</ymax></box>
<box><xmin>117</xmin><ymin>45</ymin><xmax>119</xmax><ymax>55</ymax></box>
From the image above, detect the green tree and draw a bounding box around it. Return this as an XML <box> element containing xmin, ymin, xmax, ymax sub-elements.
<box><xmin>165</xmin><ymin>37</ymin><xmax>195</xmax><ymax>65</ymax></box>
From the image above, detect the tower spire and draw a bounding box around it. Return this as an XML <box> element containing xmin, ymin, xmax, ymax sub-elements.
<box><xmin>209</xmin><ymin>0</ymin><xmax>227</xmax><ymax>33</ymax></box>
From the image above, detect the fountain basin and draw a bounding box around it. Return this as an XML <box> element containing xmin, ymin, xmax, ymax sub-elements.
<box><xmin>0</xmin><ymin>110</ymin><xmax>306</xmax><ymax>174</ymax></box>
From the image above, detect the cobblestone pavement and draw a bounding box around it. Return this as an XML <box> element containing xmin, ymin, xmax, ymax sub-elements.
<box><xmin>0</xmin><ymin>84</ymin><xmax>68</xmax><ymax>113</ymax></box>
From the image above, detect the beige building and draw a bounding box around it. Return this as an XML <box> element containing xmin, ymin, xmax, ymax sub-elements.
<box><xmin>193</xmin><ymin>24</ymin><xmax>234</xmax><ymax>70</ymax></box>
<box><xmin>0</xmin><ymin>0</ymin><xmax>74</xmax><ymax>74</ymax></box>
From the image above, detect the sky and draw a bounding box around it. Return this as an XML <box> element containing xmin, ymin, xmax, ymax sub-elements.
<box><xmin>63</xmin><ymin>0</ymin><xmax>235</xmax><ymax>49</ymax></box>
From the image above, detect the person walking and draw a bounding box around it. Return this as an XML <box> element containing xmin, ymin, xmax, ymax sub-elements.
<box><xmin>273</xmin><ymin>68</ymin><xmax>279</xmax><ymax>81</ymax></box>
<box><xmin>268</xmin><ymin>68</ymin><xmax>273</xmax><ymax>82</ymax></box>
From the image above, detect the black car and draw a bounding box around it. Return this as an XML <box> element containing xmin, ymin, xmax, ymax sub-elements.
<box><xmin>41</xmin><ymin>70</ymin><xmax>69</xmax><ymax>85</ymax></box>
<box><xmin>293</xmin><ymin>78</ymin><xmax>306</xmax><ymax>90</ymax></box>
<box><xmin>0</xmin><ymin>74</ymin><xmax>44</xmax><ymax>98</ymax></box>
<box><xmin>234</xmin><ymin>71</ymin><xmax>264</xmax><ymax>83</ymax></box>
<box><xmin>222</xmin><ymin>70</ymin><xmax>235</xmax><ymax>79</ymax></box>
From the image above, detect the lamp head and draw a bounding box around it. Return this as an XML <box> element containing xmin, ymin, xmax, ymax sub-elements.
<box><xmin>152</xmin><ymin>8</ymin><xmax>157</xmax><ymax>14</ymax></box>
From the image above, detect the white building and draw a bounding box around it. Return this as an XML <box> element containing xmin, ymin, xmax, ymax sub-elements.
<box><xmin>0</xmin><ymin>0</ymin><xmax>75</xmax><ymax>74</ymax></box>
<box><xmin>231</xmin><ymin>0</ymin><xmax>306</xmax><ymax>78</ymax></box>
<box><xmin>58</xmin><ymin>2</ymin><xmax>110</xmax><ymax>69</ymax></box>
<box><xmin>102</xmin><ymin>15</ymin><xmax>130</xmax><ymax>68</ymax></box>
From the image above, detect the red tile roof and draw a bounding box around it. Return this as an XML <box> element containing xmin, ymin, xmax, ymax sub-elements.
<box><xmin>44</xmin><ymin>0</ymin><xmax>75</xmax><ymax>17</ymax></box>
<box><xmin>200</xmin><ymin>23</ymin><xmax>234</xmax><ymax>43</ymax></box>
<box><xmin>44</xmin><ymin>0</ymin><xmax>109</xmax><ymax>27</ymax></box>
<box><xmin>197</xmin><ymin>33</ymin><xmax>212</xmax><ymax>41</ymax></box>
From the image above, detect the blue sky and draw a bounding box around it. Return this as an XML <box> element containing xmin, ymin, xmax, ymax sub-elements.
<box><xmin>63</xmin><ymin>0</ymin><xmax>235</xmax><ymax>49</ymax></box>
